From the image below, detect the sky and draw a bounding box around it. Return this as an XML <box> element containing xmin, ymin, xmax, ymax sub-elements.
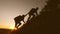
<box><xmin>0</xmin><ymin>0</ymin><xmax>47</xmax><ymax>29</ymax></box>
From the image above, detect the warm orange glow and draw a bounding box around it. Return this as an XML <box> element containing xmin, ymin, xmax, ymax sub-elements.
<box><xmin>9</xmin><ymin>26</ymin><xmax>14</xmax><ymax>30</ymax></box>
<box><xmin>14</xmin><ymin>27</ymin><xmax>17</xmax><ymax>30</ymax></box>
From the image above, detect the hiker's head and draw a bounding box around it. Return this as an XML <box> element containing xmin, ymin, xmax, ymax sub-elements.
<box><xmin>36</xmin><ymin>7</ymin><xmax>39</xmax><ymax>10</ymax></box>
<box><xmin>22</xmin><ymin>15</ymin><xmax>25</xmax><ymax>17</ymax></box>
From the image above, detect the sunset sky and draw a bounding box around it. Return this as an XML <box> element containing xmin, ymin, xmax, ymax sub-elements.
<box><xmin>0</xmin><ymin>0</ymin><xmax>47</xmax><ymax>29</ymax></box>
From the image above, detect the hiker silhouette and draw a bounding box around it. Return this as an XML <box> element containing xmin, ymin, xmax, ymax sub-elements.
<box><xmin>27</xmin><ymin>7</ymin><xmax>39</xmax><ymax>21</ymax></box>
<box><xmin>14</xmin><ymin>15</ymin><xmax>25</xmax><ymax>29</ymax></box>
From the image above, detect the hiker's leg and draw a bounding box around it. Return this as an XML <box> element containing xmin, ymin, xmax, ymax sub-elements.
<box><xmin>27</xmin><ymin>15</ymin><xmax>31</xmax><ymax>21</ymax></box>
<box><xmin>17</xmin><ymin>22</ymin><xmax>21</xmax><ymax>27</ymax></box>
<box><xmin>27</xmin><ymin>15</ymin><xmax>31</xmax><ymax>22</ymax></box>
<box><xmin>33</xmin><ymin>14</ymin><xmax>35</xmax><ymax>17</ymax></box>
<box><xmin>36</xmin><ymin>11</ymin><xmax>38</xmax><ymax>15</ymax></box>
<box><xmin>15</xmin><ymin>21</ymin><xmax>17</xmax><ymax>28</ymax></box>
<box><xmin>15</xmin><ymin>21</ymin><xmax>19</xmax><ymax>28</ymax></box>
<box><xmin>23</xmin><ymin>20</ymin><xmax>25</xmax><ymax>23</ymax></box>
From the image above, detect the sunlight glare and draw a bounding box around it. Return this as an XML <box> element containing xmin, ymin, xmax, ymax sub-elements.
<box><xmin>9</xmin><ymin>26</ymin><xmax>14</xmax><ymax>30</ymax></box>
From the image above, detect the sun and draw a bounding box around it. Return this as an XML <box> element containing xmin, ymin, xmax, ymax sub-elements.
<box><xmin>9</xmin><ymin>26</ymin><xmax>17</xmax><ymax>30</ymax></box>
<box><xmin>9</xmin><ymin>26</ymin><xmax>14</xmax><ymax>30</ymax></box>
